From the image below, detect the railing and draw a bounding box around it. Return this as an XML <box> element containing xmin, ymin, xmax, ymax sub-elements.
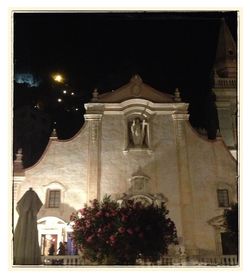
<box><xmin>139</xmin><ymin>255</ymin><xmax>238</xmax><ymax>266</ymax></box>
<box><xmin>196</xmin><ymin>255</ymin><xmax>238</xmax><ymax>266</ymax></box>
<box><xmin>42</xmin><ymin>255</ymin><xmax>83</xmax><ymax>266</ymax></box>
<box><xmin>41</xmin><ymin>254</ymin><xmax>238</xmax><ymax>266</ymax></box>
<box><xmin>214</xmin><ymin>78</ymin><xmax>237</xmax><ymax>88</ymax></box>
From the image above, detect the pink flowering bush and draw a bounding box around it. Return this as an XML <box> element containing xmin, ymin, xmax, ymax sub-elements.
<box><xmin>70</xmin><ymin>196</ymin><xmax>178</xmax><ymax>265</ymax></box>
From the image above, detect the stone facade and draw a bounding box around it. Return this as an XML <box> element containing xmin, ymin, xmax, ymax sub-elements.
<box><xmin>213</xmin><ymin>19</ymin><xmax>237</xmax><ymax>156</ymax></box>
<box><xmin>13</xmin><ymin>75</ymin><xmax>237</xmax><ymax>258</ymax></box>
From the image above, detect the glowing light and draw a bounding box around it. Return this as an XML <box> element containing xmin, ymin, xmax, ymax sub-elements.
<box><xmin>71</xmin><ymin>92</ymin><xmax>75</xmax><ymax>96</ymax></box>
<box><xmin>75</xmin><ymin>108</ymin><xmax>79</xmax><ymax>111</ymax></box>
<box><xmin>57</xmin><ymin>98</ymin><xmax>62</xmax><ymax>102</ymax></box>
<box><xmin>63</xmin><ymin>90</ymin><xmax>67</xmax><ymax>94</ymax></box>
<box><xmin>52</xmin><ymin>74</ymin><xmax>64</xmax><ymax>83</ymax></box>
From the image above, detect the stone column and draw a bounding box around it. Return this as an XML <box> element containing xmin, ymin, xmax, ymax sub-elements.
<box><xmin>84</xmin><ymin>105</ymin><xmax>103</xmax><ymax>202</ymax></box>
<box><xmin>173</xmin><ymin>114</ymin><xmax>197</xmax><ymax>256</ymax></box>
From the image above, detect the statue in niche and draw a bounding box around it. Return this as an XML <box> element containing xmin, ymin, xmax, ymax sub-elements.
<box><xmin>130</xmin><ymin>117</ymin><xmax>148</xmax><ymax>147</ymax></box>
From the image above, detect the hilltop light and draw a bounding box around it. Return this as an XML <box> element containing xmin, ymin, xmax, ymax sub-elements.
<box><xmin>52</xmin><ymin>74</ymin><xmax>64</xmax><ymax>83</ymax></box>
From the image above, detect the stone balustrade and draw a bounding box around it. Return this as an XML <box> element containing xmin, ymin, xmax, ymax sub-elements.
<box><xmin>139</xmin><ymin>255</ymin><xmax>238</xmax><ymax>266</ymax></box>
<box><xmin>41</xmin><ymin>254</ymin><xmax>238</xmax><ymax>266</ymax></box>
<box><xmin>195</xmin><ymin>255</ymin><xmax>238</xmax><ymax>266</ymax></box>
<box><xmin>214</xmin><ymin>78</ymin><xmax>237</xmax><ymax>88</ymax></box>
<box><xmin>42</xmin><ymin>255</ymin><xmax>83</xmax><ymax>266</ymax></box>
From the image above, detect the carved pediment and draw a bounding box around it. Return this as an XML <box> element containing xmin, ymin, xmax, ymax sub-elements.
<box><xmin>91</xmin><ymin>75</ymin><xmax>174</xmax><ymax>103</ymax></box>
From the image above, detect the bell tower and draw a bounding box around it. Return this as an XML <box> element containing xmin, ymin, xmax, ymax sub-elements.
<box><xmin>213</xmin><ymin>18</ymin><xmax>237</xmax><ymax>158</ymax></box>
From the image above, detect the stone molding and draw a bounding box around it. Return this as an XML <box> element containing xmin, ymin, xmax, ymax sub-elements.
<box><xmin>172</xmin><ymin>114</ymin><xmax>190</xmax><ymax>121</ymax></box>
<box><xmin>174</xmin><ymin>117</ymin><xmax>197</xmax><ymax>255</ymax></box>
<box><xmin>85</xmin><ymin>114</ymin><xmax>103</xmax><ymax>202</ymax></box>
<box><xmin>42</xmin><ymin>181</ymin><xmax>69</xmax><ymax>191</ymax></box>
<box><xmin>86</xmin><ymin>99</ymin><xmax>189</xmax><ymax>115</ymax></box>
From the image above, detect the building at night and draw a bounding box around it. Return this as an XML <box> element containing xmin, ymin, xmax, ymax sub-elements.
<box><xmin>212</xmin><ymin>19</ymin><xmax>237</xmax><ymax>159</ymax></box>
<box><xmin>13</xmin><ymin>20</ymin><xmax>238</xmax><ymax>264</ymax></box>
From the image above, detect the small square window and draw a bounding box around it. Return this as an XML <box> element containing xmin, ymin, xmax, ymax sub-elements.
<box><xmin>48</xmin><ymin>190</ymin><xmax>61</xmax><ymax>208</ymax></box>
<box><xmin>217</xmin><ymin>189</ymin><xmax>229</xmax><ymax>207</ymax></box>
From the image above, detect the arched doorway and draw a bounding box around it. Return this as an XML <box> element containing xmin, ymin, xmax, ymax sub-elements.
<box><xmin>37</xmin><ymin>216</ymin><xmax>73</xmax><ymax>256</ymax></box>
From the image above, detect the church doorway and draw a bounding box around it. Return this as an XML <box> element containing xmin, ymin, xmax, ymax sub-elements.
<box><xmin>221</xmin><ymin>232</ymin><xmax>238</xmax><ymax>255</ymax></box>
<box><xmin>41</xmin><ymin>234</ymin><xmax>58</xmax><ymax>256</ymax></box>
<box><xmin>37</xmin><ymin>216</ymin><xmax>72</xmax><ymax>255</ymax></box>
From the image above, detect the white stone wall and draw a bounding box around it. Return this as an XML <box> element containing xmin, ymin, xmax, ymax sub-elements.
<box><xmin>185</xmin><ymin>122</ymin><xmax>237</xmax><ymax>255</ymax></box>
<box><xmin>15</xmin><ymin>124</ymin><xmax>90</xmax><ymax>223</ymax></box>
<box><xmin>99</xmin><ymin>113</ymin><xmax>184</xmax><ymax>240</ymax></box>
<box><xmin>14</xmin><ymin>98</ymin><xmax>237</xmax><ymax>256</ymax></box>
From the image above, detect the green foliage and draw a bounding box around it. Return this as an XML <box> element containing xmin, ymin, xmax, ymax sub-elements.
<box><xmin>70</xmin><ymin>196</ymin><xmax>178</xmax><ymax>265</ymax></box>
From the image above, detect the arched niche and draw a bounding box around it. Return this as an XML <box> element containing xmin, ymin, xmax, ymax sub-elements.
<box><xmin>123</xmin><ymin>106</ymin><xmax>154</xmax><ymax>153</ymax></box>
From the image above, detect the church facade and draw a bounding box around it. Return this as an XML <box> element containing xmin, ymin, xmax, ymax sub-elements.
<box><xmin>13</xmin><ymin>20</ymin><xmax>238</xmax><ymax>262</ymax></box>
<box><xmin>13</xmin><ymin>74</ymin><xmax>237</xmax><ymax>259</ymax></box>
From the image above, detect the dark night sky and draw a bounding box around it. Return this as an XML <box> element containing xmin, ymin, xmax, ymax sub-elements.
<box><xmin>13</xmin><ymin>11</ymin><xmax>237</xmax><ymax>167</ymax></box>
<box><xmin>14</xmin><ymin>11</ymin><xmax>237</xmax><ymax>93</ymax></box>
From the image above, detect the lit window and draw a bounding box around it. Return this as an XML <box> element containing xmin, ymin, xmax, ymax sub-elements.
<box><xmin>48</xmin><ymin>190</ymin><xmax>61</xmax><ymax>208</ymax></box>
<box><xmin>217</xmin><ymin>189</ymin><xmax>229</xmax><ymax>207</ymax></box>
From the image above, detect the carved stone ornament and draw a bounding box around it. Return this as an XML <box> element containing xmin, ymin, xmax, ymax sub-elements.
<box><xmin>91</xmin><ymin>88</ymin><xmax>99</xmax><ymax>102</ymax></box>
<box><xmin>131</xmin><ymin>84</ymin><xmax>141</xmax><ymax>97</ymax></box>
<box><xmin>207</xmin><ymin>215</ymin><xmax>226</xmax><ymax>231</ymax></box>
<box><xmin>130</xmin><ymin>74</ymin><xmax>142</xmax><ymax>96</ymax></box>
<box><xmin>118</xmin><ymin>193</ymin><xmax>167</xmax><ymax>208</ymax></box>
<box><xmin>91</xmin><ymin>122</ymin><xmax>98</xmax><ymax>142</ymax></box>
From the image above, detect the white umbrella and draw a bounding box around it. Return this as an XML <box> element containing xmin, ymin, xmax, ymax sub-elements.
<box><xmin>13</xmin><ymin>188</ymin><xmax>43</xmax><ymax>265</ymax></box>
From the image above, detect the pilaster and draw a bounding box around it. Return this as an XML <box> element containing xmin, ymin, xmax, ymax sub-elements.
<box><xmin>172</xmin><ymin>114</ymin><xmax>197</xmax><ymax>256</ymax></box>
<box><xmin>84</xmin><ymin>105</ymin><xmax>103</xmax><ymax>202</ymax></box>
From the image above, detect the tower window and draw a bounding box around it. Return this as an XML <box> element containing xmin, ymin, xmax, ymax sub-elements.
<box><xmin>217</xmin><ymin>189</ymin><xmax>229</xmax><ymax>207</ymax></box>
<box><xmin>47</xmin><ymin>190</ymin><xmax>61</xmax><ymax>208</ymax></box>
